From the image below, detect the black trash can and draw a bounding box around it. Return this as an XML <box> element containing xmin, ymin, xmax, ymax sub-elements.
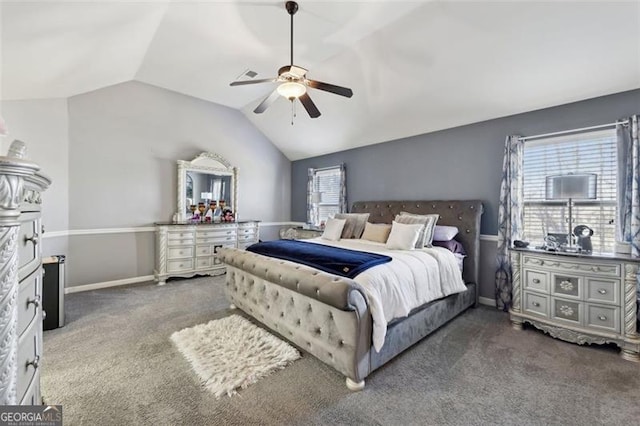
<box><xmin>43</xmin><ymin>255</ymin><xmax>65</xmax><ymax>331</ymax></box>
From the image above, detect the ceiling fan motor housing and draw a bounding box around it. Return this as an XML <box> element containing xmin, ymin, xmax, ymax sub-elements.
<box><xmin>286</xmin><ymin>1</ymin><xmax>299</xmax><ymax>15</ymax></box>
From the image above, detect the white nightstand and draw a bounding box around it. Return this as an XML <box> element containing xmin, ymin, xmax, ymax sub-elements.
<box><xmin>279</xmin><ymin>226</ymin><xmax>323</xmax><ymax>240</ymax></box>
<box><xmin>509</xmin><ymin>247</ymin><xmax>640</xmax><ymax>361</ymax></box>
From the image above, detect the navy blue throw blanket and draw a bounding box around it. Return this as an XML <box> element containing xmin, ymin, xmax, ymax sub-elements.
<box><xmin>246</xmin><ymin>239</ymin><xmax>392</xmax><ymax>279</ymax></box>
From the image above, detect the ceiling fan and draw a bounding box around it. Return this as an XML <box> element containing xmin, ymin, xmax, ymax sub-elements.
<box><xmin>230</xmin><ymin>1</ymin><xmax>353</xmax><ymax>119</ymax></box>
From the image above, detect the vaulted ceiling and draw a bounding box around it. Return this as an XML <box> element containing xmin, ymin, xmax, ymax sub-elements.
<box><xmin>2</xmin><ymin>0</ymin><xmax>639</xmax><ymax>160</ymax></box>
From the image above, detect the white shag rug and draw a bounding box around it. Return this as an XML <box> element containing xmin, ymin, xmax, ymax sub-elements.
<box><xmin>170</xmin><ymin>315</ymin><xmax>301</xmax><ymax>398</ymax></box>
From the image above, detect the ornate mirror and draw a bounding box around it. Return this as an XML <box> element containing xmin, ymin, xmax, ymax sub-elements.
<box><xmin>176</xmin><ymin>152</ymin><xmax>238</xmax><ymax>222</ymax></box>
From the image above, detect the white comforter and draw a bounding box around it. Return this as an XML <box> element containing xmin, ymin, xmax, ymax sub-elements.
<box><xmin>305</xmin><ymin>238</ymin><xmax>467</xmax><ymax>352</ymax></box>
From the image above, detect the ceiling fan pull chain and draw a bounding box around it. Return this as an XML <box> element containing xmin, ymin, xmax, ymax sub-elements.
<box><xmin>291</xmin><ymin>100</ymin><xmax>294</xmax><ymax>126</ymax></box>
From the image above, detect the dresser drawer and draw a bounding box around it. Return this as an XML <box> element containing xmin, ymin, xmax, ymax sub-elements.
<box><xmin>196</xmin><ymin>257</ymin><xmax>213</xmax><ymax>269</ymax></box>
<box><xmin>17</xmin><ymin>270</ymin><xmax>41</xmax><ymax>337</ymax></box>
<box><xmin>20</xmin><ymin>370</ymin><xmax>41</xmax><ymax>405</ymax></box>
<box><xmin>586</xmin><ymin>304</ymin><xmax>619</xmax><ymax>333</ymax></box>
<box><xmin>197</xmin><ymin>228</ymin><xmax>236</xmax><ymax>239</ymax></box>
<box><xmin>18</xmin><ymin>216</ymin><xmax>40</xmax><ymax>278</ymax></box>
<box><xmin>586</xmin><ymin>278</ymin><xmax>619</xmax><ymax>305</ymax></box>
<box><xmin>167</xmin><ymin>259</ymin><xmax>194</xmax><ymax>273</ymax></box>
<box><xmin>522</xmin><ymin>255</ymin><xmax>620</xmax><ymax>277</ymax></box>
<box><xmin>196</xmin><ymin>245</ymin><xmax>212</xmax><ymax>256</ymax></box>
<box><xmin>167</xmin><ymin>238</ymin><xmax>194</xmax><ymax>247</ymax></box>
<box><xmin>17</xmin><ymin>322</ymin><xmax>41</xmax><ymax>402</ymax></box>
<box><xmin>197</xmin><ymin>235</ymin><xmax>236</xmax><ymax>244</ymax></box>
<box><xmin>238</xmin><ymin>227</ymin><xmax>257</xmax><ymax>236</ymax></box>
<box><xmin>551</xmin><ymin>274</ymin><xmax>581</xmax><ymax>299</ymax></box>
<box><xmin>238</xmin><ymin>234</ymin><xmax>258</xmax><ymax>243</ymax></box>
<box><xmin>168</xmin><ymin>230</ymin><xmax>195</xmax><ymax>240</ymax></box>
<box><xmin>167</xmin><ymin>247</ymin><xmax>194</xmax><ymax>260</ymax></box>
<box><xmin>551</xmin><ymin>298</ymin><xmax>581</xmax><ymax>325</ymax></box>
<box><xmin>523</xmin><ymin>270</ymin><xmax>548</xmax><ymax>293</ymax></box>
<box><xmin>523</xmin><ymin>292</ymin><xmax>549</xmax><ymax>317</ymax></box>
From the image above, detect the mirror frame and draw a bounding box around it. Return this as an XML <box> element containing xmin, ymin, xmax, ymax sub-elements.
<box><xmin>177</xmin><ymin>152</ymin><xmax>238</xmax><ymax>222</ymax></box>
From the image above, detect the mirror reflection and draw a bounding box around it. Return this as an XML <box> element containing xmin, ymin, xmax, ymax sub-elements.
<box><xmin>176</xmin><ymin>152</ymin><xmax>237</xmax><ymax>222</ymax></box>
<box><xmin>185</xmin><ymin>171</ymin><xmax>233</xmax><ymax>215</ymax></box>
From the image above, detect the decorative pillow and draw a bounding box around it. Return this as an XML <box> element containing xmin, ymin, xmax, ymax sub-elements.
<box><xmin>360</xmin><ymin>222</ymin><xmax>392</xmax><ymax>243</ymax></box>
<box><xmin>396</xmin><ymin>212</ymin><xmax>439</xmax><ymax>248</ymax></box>
<box><xmin>434</xmin><ymin>225</ymin><xmax>459</xmax><ymax>241</ymax></box>
<box><xmin>385</xmin><ymin>221</ymin><xmax>423</xmax><ymax>250</ymax></box>
<box><xmin>334</xmin><ymin>213</ymin><xmax>370</xmax><ymax>239</ymax></box>
<box><xmin>433</xmin><ymin>239</ymin><xmax>467</xmax><ymax>255</ymax></box>
<box><xmin>321</xmin><ymin>218</ymin><xmax>346</xmax><ymax>241</ymax></box>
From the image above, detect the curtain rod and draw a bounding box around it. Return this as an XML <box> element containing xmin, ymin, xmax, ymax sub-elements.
<box><xmin>518</xmin><ymin>120</ymin><xmax>629</xmax><ymax>142</ymax></box>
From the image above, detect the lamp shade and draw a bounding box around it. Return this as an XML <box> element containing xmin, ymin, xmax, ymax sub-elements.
<box><xmin>277</xmin><ymin>82</ymin><xmax>306</xmax><ymax>99</ymax></box>
<box><xmin>545</xmin><ymin>173</ymin><xmax>597</xmax><ymax>200</ymax></box>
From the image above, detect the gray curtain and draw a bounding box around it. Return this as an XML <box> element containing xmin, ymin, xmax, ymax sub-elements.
<box><xmin>339</xmin><ymin>163</ymin><xmax>347</xmax><ymax>214</ymax></box>
<box><xmin>306</xmin><ymin>168</ymin><xmax>315</xmax><ymax>224</ymax></box>
<box><xmin>617</xmin><ymin>115</ymin><xmax>640</xmax><ymax>309</ymax></box>
<box><xmin>618</xmin><ymin>115</ymin><xmax>640</xmax><ymax>255</ymax></box>
<box><xmin>495</xmin><ymin>135</ymin><xmax>524</xmax><ymax>311</ymax></box>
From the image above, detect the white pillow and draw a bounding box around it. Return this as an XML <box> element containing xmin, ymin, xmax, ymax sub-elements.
<box><xmin>321</xmin><ymin>218</ymin><xmax>347</xmax><ymax>241</ymax></box>
<box><xmin>434</xmin><ymin>225</ymin><xmax>459</xmax><ymax>241</ymax></box>
<box><xmin>397</xmin><ymin>212</ymin><xmax>439</xmax><ymax>248</ymax></box>
<box><xmin>385</xmin><ymin>221</ymin><xmax>423</xmax><ymax>250</ymax></box>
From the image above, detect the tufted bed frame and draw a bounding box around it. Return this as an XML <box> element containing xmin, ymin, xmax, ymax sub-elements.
<box><xmin>218</xmin><ymin>200</ymin><xmax>483</xmax><ymax>390</ymax></box>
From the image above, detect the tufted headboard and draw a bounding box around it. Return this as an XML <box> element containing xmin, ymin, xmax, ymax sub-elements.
<box><xmin>351</xmin><ymin>200</ymin><xmax>484</xmax><ymax>287</ymax></box>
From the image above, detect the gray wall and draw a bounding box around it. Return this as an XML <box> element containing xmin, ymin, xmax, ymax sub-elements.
<box><xmin>291</xmin><ymin>89</ymin><xmax>640</xmax><ymax>300</ymax></box>
<box><xmin>0</xmin><ymin>98</ymin><xmax>70</xmax><ymax>257</ymax></box>
<box><xmin>4</xmin><ymin>81</ymin><xmax>292</xmax><ymax>288</ymax></box>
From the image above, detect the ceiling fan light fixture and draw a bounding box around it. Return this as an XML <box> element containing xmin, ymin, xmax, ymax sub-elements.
<box><xmin>277</xmin><ymin>81</ymin><xmax>306</xmax><ymax>100</ymax></box>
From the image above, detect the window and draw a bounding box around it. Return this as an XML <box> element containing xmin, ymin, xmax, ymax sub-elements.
<box><xmin>308</xmin><ymin>165</ymin><xmax>344</xmax><ymax>226</ymax></box>
<box><xmin>522</xmin><ymin>129</ymin><xmax>617</xmax><ymax>253</ymax></box>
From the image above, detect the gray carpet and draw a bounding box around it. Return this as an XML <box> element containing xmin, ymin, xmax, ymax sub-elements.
<box><xmin>43</xmin><ymin>276</ymin><xmax>640</xmax><ymax>425</ymax></box>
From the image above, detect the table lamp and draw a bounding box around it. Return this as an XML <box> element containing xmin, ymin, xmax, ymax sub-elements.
<box><xmin>545</xmin><ymin>173</ymin><xmax>597</xmax><ymax>252</ymax></box>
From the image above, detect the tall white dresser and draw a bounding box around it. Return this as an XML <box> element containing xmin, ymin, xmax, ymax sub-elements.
<box><xmin>0</xmin><ymin>140</ymin><xmax>51</xmax><ymax>405</ymax></box>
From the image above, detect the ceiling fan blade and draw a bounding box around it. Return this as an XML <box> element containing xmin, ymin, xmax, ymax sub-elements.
<box><xmin>230</xmin><ymin>78</ymin><xmax>276</xmax><ymax>87</ymax></box>
<box><xmin>307</xmin><ymin>80</ymin><xmax>353</xmax><ymax>98</ymax></box>
<box><xmin>254</xmin><ymin>89</ymin><xmax>280</xmax><ymax>114</ymax></box>
<box><xmin>298</xmin><ymin>93</ymin><xmax>321</xmax><ymax>118</ymax></box>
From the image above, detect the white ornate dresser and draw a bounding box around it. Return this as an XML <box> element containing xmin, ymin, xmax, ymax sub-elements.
<box><xmin>0</xmin><ymin>141</ymin><xmax>51</xmax><ymax>405</ymax></box>
<box><xmin>510</xmin><ymin>247</ymin><xmax>640</xmax><ymax>361</ymax></box>
<box><xmin>154</xmin><ymin>151</ymin><xmax>259</xmax><ymax>284</ymax></box>
<box><xmin>154</xmin><ymin>221</ymin><xmax>259</xmax><ymax>285</ymax></box>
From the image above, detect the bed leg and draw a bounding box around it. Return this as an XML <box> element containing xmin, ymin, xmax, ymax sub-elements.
<box><xmin>345</xmin><ymin>378</ymin><xmax>365</xmax><ymax>392</ymax></box>
<box><xmin>229</xmin><ymin>304</ymin><xmax>237</xmax><ymax>310</ymax></box>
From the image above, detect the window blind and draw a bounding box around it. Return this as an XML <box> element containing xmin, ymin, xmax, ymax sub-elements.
<box><xmin>314</xmin><ymin>167</ymin><xmax>342</xmax><ymax>224</ymax></box>
<box><xmin>522</xmin><ymin>129</ymin><xmax>617</xmax><ymax>253</ymax></box>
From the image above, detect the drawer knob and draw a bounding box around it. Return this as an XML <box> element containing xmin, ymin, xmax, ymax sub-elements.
<box><xmin>532</xmin><ymin>301</ymin><xmax>541</xmax><ymax>307</ymax></box>
<box><xmin>26</xmin><ymin>355</ymin><xmax>40</xmax><ymax>370</ymax></box>
<box><xmin>597</xmin><ymin>289</ymin><xmax>607</xmax><ymax>295</ymax></box>
<box><xmin>598</xmin><ymin>315</ymin><xmax>607</xmax><ymax>321</ymax></box>
<box><xmin>559</xmin><ymin>305</ymin><xmax>574</xmax><ymax>317</ymax></box>
<box><xmin>179</xmin><ymin>251</ymin><xmax>183</xmax><ymax>255</ymax></box>
<box><xmin>27</xmin><ymin>295</ymin><xmax>40</xmax><ymax>308</ymax></box>
<box><xmin>25</xmin><ymin>233</ymin><xmax>39</xmax><ymax>246</ymax></box>
<box><xmin>532</xmin><ymin>278</ymin><xmax>540</xmax><ymax>284</ymax></box>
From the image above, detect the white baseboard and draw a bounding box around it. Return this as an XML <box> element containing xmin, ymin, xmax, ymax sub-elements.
<box><xmin>65</xmin><ymin>275</ymin><xmax>155</xmax><ymax>294</ymax></box>
<box><xmin>478</xmin><ymin>296</ymin><xmax>495</xmax><ymax>307</ymax></box>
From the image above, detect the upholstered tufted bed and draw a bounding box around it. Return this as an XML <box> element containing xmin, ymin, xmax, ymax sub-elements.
<box><xmin>218</xmin><ymin>200</ymin><xmax>483</xmax><ymax>390</ymax></box>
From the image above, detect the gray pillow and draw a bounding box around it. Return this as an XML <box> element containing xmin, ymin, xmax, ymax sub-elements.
<box><xmin>334</xmin><ymin>213</ymin><xmax>370</xmax><ymax>239</ymax></box>
<box><xmin>396</xmin><ymin>212</ymin><xmax>439</xmax><ymax>248</ymax></box>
